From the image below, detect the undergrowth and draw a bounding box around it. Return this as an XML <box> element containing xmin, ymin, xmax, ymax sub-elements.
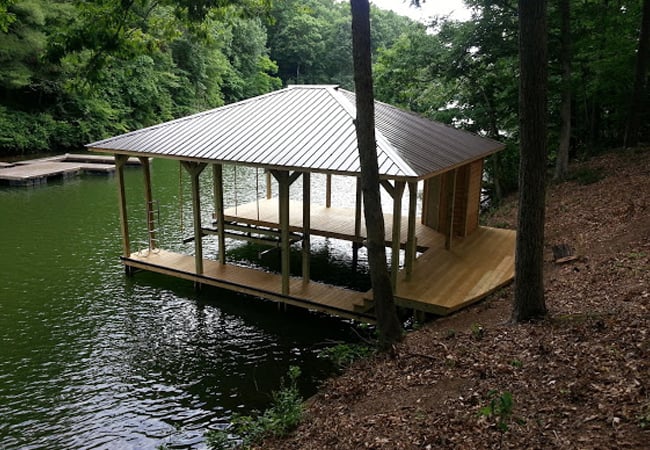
<box><xmin>206</xmin><ymin>366</ymin><xmax>303</xmax><ymax>449</ymax></box>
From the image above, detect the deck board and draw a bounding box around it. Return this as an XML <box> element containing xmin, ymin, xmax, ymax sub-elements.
<box><xmin>126</xmin><ymin>199</ymin><xmax>515</xmax><ymax>321</ymax></box>
<box><xmin>393</xmin><ymin>227</ymin><xmax>516</xmax><ymax>314</ymax></box>
<box><xmin>125</xmin><ymin>249</ymin><xmax>372</xmax><ymax>321</ymax></box>
<box><xmin>224</xmin><ymin>198</ymin><xmax>442</xmax><ymax>249</ymax></box>
<box><xmin>0</xmin><ymin>154</ymin><xmax>141</xmax><ymax>186</ymax></box>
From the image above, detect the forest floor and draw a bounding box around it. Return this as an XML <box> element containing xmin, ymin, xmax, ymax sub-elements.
<box><xmin>257</xmin><ymin>147</ymin><xmax>650</xmax><ymax>449</ymax></box>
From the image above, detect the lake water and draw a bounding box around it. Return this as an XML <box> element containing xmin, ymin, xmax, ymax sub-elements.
<box><xmin>0</xmin><ymin>158</ymin><xmax>377</xmax><ymax>449</ymax></box>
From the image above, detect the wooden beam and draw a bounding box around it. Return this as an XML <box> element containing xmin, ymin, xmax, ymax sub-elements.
<box><xmin>270</xmin><ymin>170</ymin><xmax>291</xmax><ymax>295</ymax></box>
<box><xmin>115</xmin><ymin>155</ymin><xmax>131</xmax><ymax>259</ymax></box>
<box><xmin>380</xmin><ymin>179</ymin><xmax>395</xmax><ymax>198</ymax></box>
<box><xmin>325</xmin><ymin>173</ymin><xmax>332</xmax><ymax>208</ymax></box>
<box><xmin>446</xmin><ymin>169</ymin><xmax>458</xmax><ymax>250</ymax></box>
<box><xmin>140</xmin><ymin>157</ymin><xmax>156</xmax><ymax>250</ymax></box>
<box><xmin>182</xmin><ymin>161</ymin><xmax>207</xmax><ymax>274</ymax></box>
<box><xmin>391</xmin><ymin>181</ymin><xmax>406</xmax><ymax>291</ymax></box>
<box><xmin>302</xmin><ymin>172</ymin><xmax>311</xmax><ymax>283</ymax></box>
<box><xmin>405</xmin><ymin>181</ymin><xmax>418</xmax><ymax>280</ymax></box>
<box><xmin>289</xmin><ymin>171</ymin><xmax>302</xmax><ymax>186</ymax></box>
<box><xmin>213</xmin><ymin>164</ymin><xmax>226</xmax><ymax>264</ymax></box>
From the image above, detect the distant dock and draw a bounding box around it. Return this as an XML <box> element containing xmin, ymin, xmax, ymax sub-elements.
<box><xmin>0</xmin><ymin>153</ymin><xmax>141</xmax><ymax>187</ymax></box>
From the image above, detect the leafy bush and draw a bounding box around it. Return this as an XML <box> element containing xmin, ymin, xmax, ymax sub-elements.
<box><xmin>319</xmin><ymin>343</ymin><xmax>374</xmax><ymax>369</ymax></box>
<box><xmin>206</xmin><ymin>366</ymin><xmax>303</xmax><ymax>449</ymax></box>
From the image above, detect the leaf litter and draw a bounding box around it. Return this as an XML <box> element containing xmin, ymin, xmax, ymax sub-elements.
<box><xmin>257</xmin><ymin>148</ymin><xmax>650</xmax><ymax>449</ymax></box>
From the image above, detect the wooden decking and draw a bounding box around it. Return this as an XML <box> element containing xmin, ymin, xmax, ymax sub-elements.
<box><xmin>391</xmin><ymin>226</ymin><xmax>515</xmax><ymax>315</ymax></box>
<box><xmin>124</xmin><ymin>249</ymin><xmax>373</xmax><ymax>322</ymax></box>
<box><xmin>125</xmin><ymin>200</ymin><xmax>516</xmax><ymax>321</ymax></box>
<box><xmin>224</xmin><ymin>198</ymin><xmax>441</xmax><ymax>249</ymax></box>
<box><xmin>0</xmin><ymin>154</ymin><xmax>141</xmax><ymax>186</ymax></box>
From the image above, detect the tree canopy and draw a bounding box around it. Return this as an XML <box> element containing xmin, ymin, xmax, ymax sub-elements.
<box><xmin>0</xmin><ymin>0</ymin><xmax>647</xmax><ymax>197</ymax></box>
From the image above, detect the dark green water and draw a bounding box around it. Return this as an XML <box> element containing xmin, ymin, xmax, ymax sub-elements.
<box><xmin>0</xmin><ymin>159</ymin><xmax>370</xmax><ymax>449</ymax></box>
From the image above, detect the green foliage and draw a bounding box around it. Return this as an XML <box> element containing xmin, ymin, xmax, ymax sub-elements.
<box><xmin>470</xmin><ymin>322</ymin><xmax>485</xmax><ymax>340</ymax></box>
<box><xmin>638</xmin><ymin>403</ymin><xmax>650</xmax><ymax>429</ymax></box>
<box><xmin>206</xmin><ymin>366</ymin><xmax>303</xmax><ymax>449</ymax></box>
<box><xmin>318</xmin><ymin>343</ymin><xmax>374</xmax><ymax>368</ymax></box>
<box><xmin>0</xmin><ymin>0</ymin><xmax>282</xmax><ymax>155</ymax></box>
<box><xmin>479</xmin><ymin>390</ymin><xmax>514</xmax><ymax>432</ymax></box>
<box><xmin>266</xmin><ymin>0</ymin><xmax>419</xmax><ymax>87</ymax></box>
<box><xmin>510</xmin><ymin>359</ymin><xmax>523</xmax><ymax>369</ymax></box>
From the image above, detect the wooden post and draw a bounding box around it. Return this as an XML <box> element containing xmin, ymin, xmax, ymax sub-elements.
<box><xmin>140</xmin><ymin>157</ymin><xmax>156</xmax><ymax>250</ymax></box>
<box><xmin>353</xmin><ymin>176</ymin><xmax>363</xmax><ymax>266</ymax></box>
<box><xmin>213</xmin><ymin>164</ymin><xmax>226</xmax><ymax>264</ymax></box>
<box><xmin>182</xmin><ymin>161</ymin><xmax>207</xmax><ymax>274</ymax></box>
<box><xmin>446</xmin><ymin>169</ymin><xmax>458</xmax><ymax>250</ymax></box>
<box><xmin>266</xmin><ymin>169</ymin><xmax>272</xmax><ymax>199</ymax></box>
<box><xmin>405</xmin><ymin>181</ymin><xmax>418</xmax><ymax>280</ymax></box>
<box><xmin>390</xmin><ymin>181</ymin><xmax>405</xmax><ymax>292</ymax></box>
<box><xmin>115</xmin><ymin>155</ymin><xmax>131</xmax><ymax>260</ymax></box>
<box><xmin>325</xmin><ymin>173</ymin><xmax>332</xmax><ymax>208</ymax></box>
<box><xmin>302</xmin><ymin>172</ymin><xmax>311</xmax><ymax>283</ymax></box>
<box><xmin>271</xmin><ymin>170</ymin><xmax>291</xmax><ymax>295</ymax></box>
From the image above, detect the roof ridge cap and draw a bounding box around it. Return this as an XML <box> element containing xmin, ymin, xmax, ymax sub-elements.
<box><xmin>375</xmin><ymin>125</ymin><xmax>417</xmax><ymax>178</ymax></box>
<box><xmin>335</xmin><ymin>88</ymin><xmax>416</xmax><ymax>178</ymax></box>
<box><xmin>326</xmin><ymin>86</ymin><xmax>357</xmax><ymax>120</ymax></box>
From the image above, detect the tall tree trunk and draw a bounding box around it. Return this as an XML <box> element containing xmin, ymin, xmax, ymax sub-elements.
<box><xmin>624</xmin><ymin>0</ymin><xmax>650</xmax><ymax>148</ymax></box>
<box><xmin>350</xmin><ymin>0</ymin><xmax>402</xmax><ymax>349</ymax></box>
<box><xmin>555</xmin><ymin>0</ymin><xmax>571</xmax><ymax>180</ymax></box>
<box><xmin>513</xmin><ymin>0</ymin><xmax>548</xmax><ymax>322</ymax></box>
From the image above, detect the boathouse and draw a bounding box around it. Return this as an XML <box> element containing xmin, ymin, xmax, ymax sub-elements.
<box><xmin>87</xmin><ymin>85</ymin><xmax>515</xmax><ymax>322</ymax></box>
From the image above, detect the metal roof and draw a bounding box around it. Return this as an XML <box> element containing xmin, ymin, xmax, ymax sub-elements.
<box><xmin>87</xmin><ymin>85</ymin><xmax>504</xmax><ymax>180</ymax></box>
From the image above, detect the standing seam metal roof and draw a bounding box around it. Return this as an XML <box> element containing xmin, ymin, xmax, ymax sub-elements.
<box><xmin>87</xmin><ymin>85</ymin><xmax>504</xmax><ymax>180</ymax></box>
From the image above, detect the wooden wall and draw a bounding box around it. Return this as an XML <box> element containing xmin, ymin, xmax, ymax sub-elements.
<box><xmin>421</xmin><ymin>159</ymin><xmax>484</xmax><ymax>238</ymax></box>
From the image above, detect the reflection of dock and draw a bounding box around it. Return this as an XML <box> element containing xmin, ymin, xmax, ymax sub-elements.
<box><xmin>0</xmin><ymin>154</ymin><xmax>141</xmax><ymax>187</ymax></box>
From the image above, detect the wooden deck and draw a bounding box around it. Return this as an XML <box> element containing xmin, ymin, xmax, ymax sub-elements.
<box><xmin>124</xmin><ymin>249</ymin><xmax>374</xmax><ymax>322</ymax></box>
<box><xmin>224</xmin><ymin>198</ymin><xmax>442</xmax><ymax>249</ymax></box>
<box><xmin>0</xmin><ymin>154</ymin><xmax>141</xmax><ymax>186</ymax></box>
<box><xmin>391</xmin><ymin>226</ymin><xmax>515</xmax><ymax>315</ymax></box>
<box><xmin>126</xmin><ymin>199</ymin><xmax>516</xmax><ymax>321</ymax></box>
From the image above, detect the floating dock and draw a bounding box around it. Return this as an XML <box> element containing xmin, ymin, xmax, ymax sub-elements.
<box><xmin>0</xmin><ymin>154</ymin><xmax>141</xmax><ymax>186</ymax></box>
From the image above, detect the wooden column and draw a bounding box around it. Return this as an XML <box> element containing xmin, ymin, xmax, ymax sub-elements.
<box><xmin>446</xmin><ymin>169</ymin><xmax>458</xmax><ymax>250</ymax></box>
<box><xmin>354</xmin><ymin>176</ymin><xmax>363</xmax><ymax>241</ymax></box>
<box><xmin>182</xmin><ymin>161</ymin><xmax>207</xmax><ymax>274</ymax></box>
<box><xmin>352</xmin><ymin>176</ymin><xmax>363</xmax><ymax>266</ymax></box>
<box><xmin>212</xmin><ymin>164</ymin><xmax>226</xmax><ymax>264</ymax></box>
<box><xmin>265</xmin><ymin>170</ymin><xmax>272</xmax><ymax>199</ymax></box>
<box><xmin>302</xmin><ymin>172</ymin><xmax>311</xmax><ymax>283</ymax></box>
<box><xmin>405</xmin><ymin>181</ymin><xmax>418</xmax><ymax>280</ymax></box>
<box><xmin>270</xmin><ymin>170</ymin><xmax>301</xmax><ymax>294</ymax></box>
<box><xmin>271</xmin><ymin>170</ymin><xmax>291</xmax><ymax>294</ymax></box>
<box><xmin>325</xmin><ymin>173</ymin><xmax>332</xmax><ymax>208</ymax></box>
<box><xmin>140</xmin><ymin>157</ymin><xmax>156</xmax><ymax>250</ymax></box>
<box><xmin>115</xmin><ymin>155</ymin><xmax>131</xmax><ymax>259</ymax></box>
<box><xmin>391</xmin><ymin>181</ymin><xmax>406</xmax><ymax>292</ymax></box>
<box><xmin>381</xmin><ymin>179</ymin><xmax>405</xmax><ymax>292</ymax></box>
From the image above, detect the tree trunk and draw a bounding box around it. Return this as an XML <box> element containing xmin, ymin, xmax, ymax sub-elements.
<box><xmin>350</xmin><ymin>0</ymin><xmax>402</xmax><ymax>349</ymax></box>
<box><xmin>513</xmin><ymin>0</ymin><xmax>548</xmax><ymax>322</ymax></box>
<box><xmin>624</xmin><ymin>0</ymin><xmax>650</xmax><ymax>148</ymax></box>
<box><xmin>555</xmin><ymin>0</ymin><xmax>571</xmax><ymax>180</ymax></box>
